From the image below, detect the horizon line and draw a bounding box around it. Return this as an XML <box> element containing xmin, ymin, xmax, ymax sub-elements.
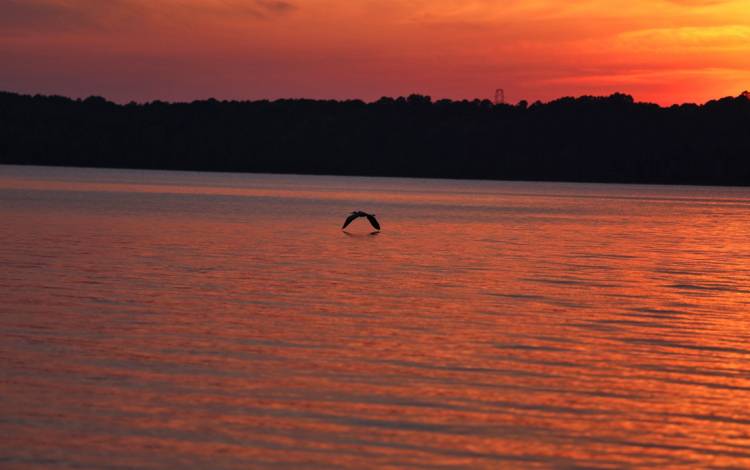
<box><xmin>3</xmin><ymin>88</ymin><xmax>749</xmax><ymax>109</ymax></box>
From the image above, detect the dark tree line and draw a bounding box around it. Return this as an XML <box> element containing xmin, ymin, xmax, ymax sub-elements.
<box><xmin>1</xmin><ymin>90</ymin><xmax>749</xmax><ymax>185</ymax></box>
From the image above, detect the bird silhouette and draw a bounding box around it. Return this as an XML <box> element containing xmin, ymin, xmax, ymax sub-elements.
<box><xmin>342</xmin><ymin>211</ymin><xmax>381</xmax><ymax>231</ymax></box>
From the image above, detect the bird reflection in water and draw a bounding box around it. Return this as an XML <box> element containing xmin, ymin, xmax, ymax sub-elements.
<box><xmin>343</xmin><ymin>231</ymin><xmax>381</xmax><ymax>237</ymax></box>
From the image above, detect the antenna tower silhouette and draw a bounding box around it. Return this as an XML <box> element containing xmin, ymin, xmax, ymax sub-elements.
<box><xmin>494</xmin><ymin>88</ymin><xmax>505</xmax><ymax>105</ymax></box>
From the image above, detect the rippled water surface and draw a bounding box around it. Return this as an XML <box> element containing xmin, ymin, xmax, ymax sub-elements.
<box><xmin>2</xmin><ymin>165</ymin><xmax>750</xmax><ymax>468</ymax></box>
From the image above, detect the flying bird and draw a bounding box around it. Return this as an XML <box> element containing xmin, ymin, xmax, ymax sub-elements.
<box><xmin>342</xmin><ymin>211</ymin><xmax>381</xmax><ymax>231</ymax></box>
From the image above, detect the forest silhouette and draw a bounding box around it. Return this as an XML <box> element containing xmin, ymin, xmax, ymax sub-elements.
<box><xmin>1</xmin><ymin>90</ymin><xmax>749</xmax><ymax>185</ymax></box>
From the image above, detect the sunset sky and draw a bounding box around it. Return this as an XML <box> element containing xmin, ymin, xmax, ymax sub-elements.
<box><xmin>1</xmin><ymin>0</ymin><xmax>749</xmax><ymax>105</ymax></box>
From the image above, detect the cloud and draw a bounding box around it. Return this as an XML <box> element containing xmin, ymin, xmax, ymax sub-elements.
<box><xmin>177</xmin><ymin>0</ymin><xmax>298</xmax><ymax>20</ymax></box>
<box><xmin>618</xmin><ymin>25</ymin><xmax>750</xmax><ymax>50</ymax></box>
<box><xmin>663</xmin><ymin>0</ymin><xmax>731</xmax><ymax>5</ymax></box>
<box><xmin>256</xmin><ymin>0</ymin><xmax>296</xmax><ymax>14</ymax></box>
<box><xmin>0</xmin><ymin>0</ymin><xmax>123</xmax><ymax>31</ymax></box>
<box><xmin>0</xmin><ymin>0</ymin><xmax>298</xmax><ymax>33</ymax></box>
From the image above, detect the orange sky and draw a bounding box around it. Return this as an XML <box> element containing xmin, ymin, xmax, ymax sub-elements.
<box><xmin>1</xmin><ymin>0</ymin><xmax>749</xmax><ymax>104</ymax></box>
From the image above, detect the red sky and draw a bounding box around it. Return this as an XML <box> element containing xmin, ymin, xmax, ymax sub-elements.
<box><xmin>1</xmin><ymin>0</ymin><xmax>749</xmax><ymax>105</ymax></box>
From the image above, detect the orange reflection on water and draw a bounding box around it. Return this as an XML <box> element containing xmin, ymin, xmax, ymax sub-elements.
<box><xmin>1</xmin><ymin>167</ymin><xmax>750</xmax><ymax>467</ymax></box>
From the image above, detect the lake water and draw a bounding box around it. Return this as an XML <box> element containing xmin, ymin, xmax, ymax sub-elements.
<box><xmin>1</xmin><ymin>165</ymin><xmax>749</xmax><ymax>468</ymax></box>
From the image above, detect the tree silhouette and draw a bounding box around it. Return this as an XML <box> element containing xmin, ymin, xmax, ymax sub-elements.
<box><xmin>1</xmin><ymin>90</ymin><xmax>749</xmax><ymax>185</ymax></box>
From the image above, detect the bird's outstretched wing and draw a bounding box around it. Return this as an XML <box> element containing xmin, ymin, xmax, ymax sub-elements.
<box><xmin>366</xmin><ymin>214</ymin><xmax>381</xmax><ymax>231</ymax></box>
<box><xmin>342</xmin><ymin>214</ymin><xmax>359</xmax><ymax>229</ymax></box>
